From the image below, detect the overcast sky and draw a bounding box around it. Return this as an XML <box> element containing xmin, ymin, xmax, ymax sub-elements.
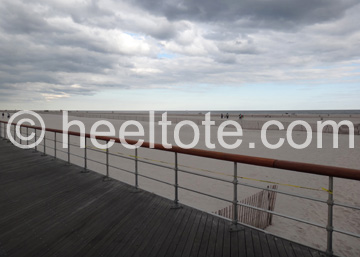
<box><xmin>0</xmin><ymin>0</ymin><xmax>359</xmax><ymax>110</ymax></box>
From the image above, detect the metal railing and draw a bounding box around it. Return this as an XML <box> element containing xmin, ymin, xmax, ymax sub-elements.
<box><xmin>1</xmin><ymin>120</ymin><xmax>360</xmax><ymax>256</ymax></box>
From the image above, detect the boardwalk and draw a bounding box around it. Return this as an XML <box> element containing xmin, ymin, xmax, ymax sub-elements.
<box><xmin>0</xmin><ymin>140</ymin><xmax>326</xmax><ymax>257</ymax></box>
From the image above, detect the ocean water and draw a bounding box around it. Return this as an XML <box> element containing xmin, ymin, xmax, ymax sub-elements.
<box><xmin>66</xmin><ymin>110</ymin><xmax>360</xmax><ymax>115</ymax></box>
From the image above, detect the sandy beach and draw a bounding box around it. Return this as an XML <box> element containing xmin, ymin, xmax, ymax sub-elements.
<box><xmin>37</xmin><ymin>110</ymin><xmax>360</xmax><ymax>134</ymax></box>
<box><xmin>2</xmin><ymin>111</ymin><xmax>360</xmax><ymax>257</ymax></box>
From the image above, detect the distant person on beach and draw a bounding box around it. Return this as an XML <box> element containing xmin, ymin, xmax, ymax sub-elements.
<box><xmin>239</xmin><ymin>114</ymin><xmax>243</xmax><ymax>119</ymax></box>
<box><xmin>7</xmin><ymin>113</ymin><xmax>10</xmax><ymax>118</ymax></box>
<box><xmin>2</xmin><ymin>113</ymin><xmax>4</xmax><ymax>119</ymax></box>
<box><xmin>221</xmin><ymin>113</ymin><xmax>223</xmax><ymax>119</ymax></box>
<box><xmin>226</xmin><ymin>113</ymin><xmax>229</xmax><ymax>119</ymax></box>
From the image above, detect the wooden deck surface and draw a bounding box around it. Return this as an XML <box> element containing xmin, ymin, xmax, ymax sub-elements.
<box><xmin>0</xmin><ymin>139</ymin><xmax>327</xmax><ymax>257</ymax></box>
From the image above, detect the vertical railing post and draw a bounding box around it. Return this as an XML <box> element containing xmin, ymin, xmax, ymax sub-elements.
<box><xmin>103</xmin><ymin>144</ymin><xmax>110</xmax><ymax>181</ymax></box>
<box><xmin>2</xmin><ymin>122</ymin><xmax>4</xmax><ymax>140</ymax></box>
<box><xmin>82</xmin><ymin>137</ymin><xmax>88</xmax><ymax>173</ymax></box>
<box><xmin>26</xmin><ymin>127</ymin><xmax>29</xmax><ymax>149</ymax></box>
<box><xmin>1</xmin><ymin>122</ymin><xmax>4</xmax><ymax>139</ymax></box>
<box><xmin>33</xmin><ymin>129</ymin><xmax>37</xmax><ymax>152</ymax></box>
<box><xmin>53</xmin><ymin>132</ymin><xmax>57</xmax><ymax>159</ymax></box>
<box><xmin>135</xmin><ymin>148</ymin><xmax>139</xmax><ymax>189</ymax></box>
<box><xmin>19</xmin><ymin>126</ymin><xmax>22</xmax><ymax>145</ymax></box>
<box><xmin>130</xmin><ymin>147</ymin><xmax>140</xmax><ymax>193</ymax></box>
<box><xmin>4</xmin><ymin>122</ymin><xmax>6</xmax><ymax>140</ymax></box>
<box><xmin>171</xmin><ymin>152</ymin><xmax>182</xmax><ymax>209</ymax></box>
<box><xmin>34</xmin><ymin>129</ymin><xmax>37</xmax><ymax>150</ymax></box>
<box><xmin>67</xmin><ymin>134</ymin><xmax>70</xmax><ymax>165</ymax></box>
<box><xmin>326</xmin><ymin>176</ymin><xmax>334</xmax><ymax>256</ymax></box>
<box><xmin>5</xmin><ymin>124</ymin><xmax>10</xmax><ymax>142</ymax></box>
<box><xmin>230</xmin><ymin>162</ymin><xmax>241</xmax><ymax>231</ymax></box>
<box><xmin>4</xmin><ymin>123</ymin><xmax>7</xmax><ymax>140</ymax></box>
<box><xmin>106</xmin><ymin>146</ymin><xmax>109</xmax><ymax>177</ymax></box>
<box><xmin>1</xmin><ymin>122</ymin><xmax>3</xmax><ymax>140</ymax></box>
<box><xmin>5</xmin><ymin>123</ymin><xmax>9</xmax><ymax>141</ymax></box>
<box><xmin>3</xmin><ymin>123</ymin><xmax>6</xmax><ymax>141</ymax></box>
<box><xmin>41</xmin><ymin>134</ymin><xmax>46</xmax><ymax>156</ymax></box>
<box><xmin>13</xmin><ymin>124</ymin><xmax>16</xmax><ymax>143</ymax></box>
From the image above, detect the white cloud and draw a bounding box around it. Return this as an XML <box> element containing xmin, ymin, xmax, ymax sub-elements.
<box><xmin>42</xmin><ymin>92</ymin><xmax>70</xmax><ymax>101</ymax></box>
<box><xmin>130</xmin><ymin>67</ymin><xmax>162</xmax><ymax>75</ymax></box>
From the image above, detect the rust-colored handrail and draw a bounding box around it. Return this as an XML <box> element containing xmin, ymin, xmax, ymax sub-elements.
<box><xmin>1</xmin><ymin>120</ymin><xmax>360</xmax><ymax>181</ymax></box>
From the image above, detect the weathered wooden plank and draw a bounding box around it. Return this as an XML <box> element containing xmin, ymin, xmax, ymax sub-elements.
<box><xmin>298</xmin><ymin>244</ymin><xmax>315</xmax><ymax>257</ymax></box>
<box><xmin>203</xmin><ymin>217</ymin><xmax>219</xmax><ymax>257</ymax></box>
<box><xmin>96</xmin><ymin>194</ymin><xmax>165</xmax><ymax>256</ymax></box>
<box><xmin>258</xmin><ymin>232</ymin><xmax>272</xmax><ymax>257</ymax></box>
<box><xmin>273</xmin><ymin>236</ymin><xmax>290</xmax><ymax>257</ymax></box>
<box><xmin>165</xmin><ymin>209</ymin><xmax>197</xmax><ymax>257</ymax></box>
<box><xmin>222</xmin><ymin>220</ymin><xmax>231</xmax><ymax>257</ymax></box>
<box><xmin>184</xmin><ymin>212</ymin><xmax>207</xmax><ymax>257</ymax></box>
<box><xmin>245</xmin><ymin>227</ymin><xmax>255</xmax><ymax>257</ymax></box>
<box><xmin>290</xmin><ymin>241</ymin><xmax>308</xmax><ymax>257</ymax></box>
<box><xmin>252</xmin><ymin>229</ymin><xmax>264</xmax><ymax>257</ymax></box>
<box><xmin>237</xmin><ymin>226</ymin><xmax>247</xmax><ymax>257</ymax></box>
<box><xmin>0</xmin><ymin>173</ymin><xmax>110</xmax><ymax>254</ymax></box>
<box><xmin>282</xmin><ymin>239</ymin><xmax>297</xmax><ymax>257</ymax></box>
<box><xmin>214</xmin><ymin>216</ymin><xmax>225</xmax><ymax>257</ymax></box>
<box><xmin>197</xmin><ymin>214</ymin><xmax>213</xmax><ymax>257</ymax></box>
<box><xmin>12</xmin><ymin>183</ymin><xmax>124</xmax><ymax>256</ymax></box>
<box><xmin>146</xmin><ymin>206</ymin><xmax>186</xmax><ymax>257</ymax></box>
<box><xmin>49</xmin><ymin>185</ymin><xmax>143</xmax><ymax>257</ymax></box>
<box><xmin>173</xmin><ymin>211</ymin><xmax>203</xmax><ymax>257</ymax></box>
<box><xmin>230</xmin><ymin>228</ymin><xmax>240</xmax><ymax>257</ymax></box>
<box><xmin>126</xmin><ymin>199</ymin><xmax>174</xmax><ymax>257</ymax></box>
<box><xmin>156</xmin><ymin>207</ymin><xmax>192</xmax><ymax>257</ymax></box>
<box><xmin>87</xmin><ymin>193</ymin><xmax>164</xmax><ymax>257</ymax></box>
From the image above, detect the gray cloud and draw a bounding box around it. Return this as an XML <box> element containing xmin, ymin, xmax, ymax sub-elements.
<box><xmin>0</xmin><ymin>2</ymin><xmax>49</xmax><ymax>34</ymax></box>
<box><xmin>129</xmin><ymin>0</ymin><xmax>357</xmax><ymax>29</ymax></box>
<box><xmin>0</xmin><ymin>0</ymin><xmax>359</xmax><ymax>107</ymax></box>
